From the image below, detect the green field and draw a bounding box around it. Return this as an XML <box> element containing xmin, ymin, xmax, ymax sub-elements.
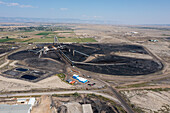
<box><xmin>0</xmin><ymin>38</ymin><xmax>24</xmax><ymax>42</ymax></box>
<box><xmin>27</xmin><ymin>38</ymin><xmax>54</xmax><ymax>42</ymax></box>
<box><xmin>0</xmin><ymin>30</ymin><xmax>96</xmax><ymax>43</ymax></box>
<box><xmin>36</xmin><ymin>32</ymin><xmax>55</xmax><ymax>35</ymax></box>
<box><xmin>0</xmin><ymin>38</ymin><xmax>15</xmax><ymax>42</ymax></box>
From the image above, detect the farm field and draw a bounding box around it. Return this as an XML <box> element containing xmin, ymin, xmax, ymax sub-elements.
<box><xmin>0</xmin><ymin>31</ymin><xmax>97</xmax><ymax>43</ymax></box>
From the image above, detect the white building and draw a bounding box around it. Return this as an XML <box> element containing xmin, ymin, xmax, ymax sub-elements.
<box><xmin>0</xmin><ymin>104</ymin><xmax>32</xmax><ymax>113</ymax></box>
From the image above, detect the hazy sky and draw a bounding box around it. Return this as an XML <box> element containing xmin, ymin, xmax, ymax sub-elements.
<box><xmin>0</xmin><ymin>0</ymin><xmax>170</xmax><ymax>24</ymax></box>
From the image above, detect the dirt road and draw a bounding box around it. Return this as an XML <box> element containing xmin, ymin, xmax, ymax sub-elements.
<box><xmin>0</xmin><ymin>90</ymin><xmax>119</xmax><ymax>104</ymax></box>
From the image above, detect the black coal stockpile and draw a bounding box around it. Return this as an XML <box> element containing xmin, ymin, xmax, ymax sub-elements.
<box><xmin>8</xmin><ymin>43</ymin><xmax>163</xmax><ymax>76</ymax></box>
<box><xmin>75</xmin><ymin>58</ymin><xmax>162</xmax><ymax>76</ymax></box>
<box><xmin>65</xmin><ymin>44</ymin><xmax>162</xmax><ymax>76</ymax></box>
<box><xmin>8</xmin><ymin>50</ymin><xmax>38</xmax><ymax>60</ymax></box>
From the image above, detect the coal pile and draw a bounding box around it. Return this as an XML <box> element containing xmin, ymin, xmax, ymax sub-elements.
<box><xmin>8</xmin><ymin>50</ymin><xmax>38</xmax><ymax>60</ymax></box>
<box><xmin>0</xmin><ymin>48</ymin><xmax>11</xmax><ymax>54</ymax></box>
<box><xmin>8</xmin><ymin>50</ymin><xmax>64</xmax><ymax>63</ymax></box>
<box><xmin>75</xmin><ymin>58</ymin><xmax>161</xmax><ymax>76</ymax></box>
<box><xmin>88</xmin><ymin>55</ymin><xmax>128</xmax><ymax>64</ymax></box>
<box><xmin>7</xmin><ymin>43</ymin><xmax>163</xmax><ymax>76</ymax></box>
<box><xmin>0</xmin><ymin>45</ymin><xmax>19</xmax><ymax>54</ymax></box>
<box><xmin>64</xmin><ymin>43</ymin><xmax>163</xmax><ymax>76</ymax></box>
<box><xmin>25</xmin><ymin>58</ymin><xmax>64</xmax><ymax>72</ymax></box>
<box><xmin>65</xmin><ymin>43</ymin><xmax>148</xmax><ymax>55</ymax></box>
<box><xmin>7</xmin><ymin>49</ymin><xmax>64</xmax><ymax>82</ymax></box>
<box><xmin>63</xmin><ymin>43</ymin><xmax>149</xmax><ymax>62</ymax></box>
<box><xmin>3</xmin><ymin>70</ymin><xmax>21</xmax><ymax>76</ymax></box>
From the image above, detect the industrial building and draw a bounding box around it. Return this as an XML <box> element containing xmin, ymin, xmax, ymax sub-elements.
<box><xmin>0</xmin><ymin>98</ymin><xmax>35</xmax><ymax>113</ymax></box>
<box><xmin>82</xmin><ymin>104</ymin><xmax>93</xmax><ymax>113</ymax></box>
<box><xmin>73</xmin><ymin>74</ymin><xmax>88</xmax><ymax>83</ymax></box>
<box><xmin>0</xmin><ymin>104</ymin><xmax>32</xmax><ymax>113</ymax></box>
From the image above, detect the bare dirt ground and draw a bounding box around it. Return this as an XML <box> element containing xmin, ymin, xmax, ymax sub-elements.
<box><xmin>117</xmin><ymin>85</ymin><xmax>170</xmax><ymax>91</ymax></box>
<box><xmin>121</xmin><ymin>90</ymin><xmax>170</xmax><ymax>113</ymax></box>
<box><xmin>0</xmin><ymin>75</ymin><xmax>71</xmax><ymax>92</ymax></box>
<box><xmin>31</xmin><ymin>95</ymin><xmax>51</xmax><ymax>113</ymax></box>
<box><xmin>113</xmin><ymin>52</ymin><xmax>153</xmax><ymax>59</ymax></box>
<box><xmin>57</xmin><ymin>32</ymin><xmax>76</xmax><ymax>38</ymax></box>
<box><xmin>37</xmin><ymin>76</ymin><xmax>72</xmax><ymax>88</ymax></box>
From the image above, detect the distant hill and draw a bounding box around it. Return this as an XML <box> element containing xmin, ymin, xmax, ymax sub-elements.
<box><xmin>0</xmin><ymin>17</ymin><xmax>115</xmax><ymax>24</ymax></box>
<box><xmin>1</xmin><ymin>17</ymin><xmax>170</xmax><ymax>25</ymax></box>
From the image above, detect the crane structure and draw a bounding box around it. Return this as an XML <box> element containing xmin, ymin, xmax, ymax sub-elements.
<box><xmin>29</xmin><ymin>35</ymin><xmax>89</xmax><ymax>65</ymax></box>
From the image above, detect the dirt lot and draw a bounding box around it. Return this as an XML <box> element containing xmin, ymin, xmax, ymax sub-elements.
<box><xmin>32</xmin><ymin>95</ymin><xmax>51</xmax><ymax>113</ymax></box>
<box><xmin>0</xmin><ymin>75</ymin><xmax>71</xmax><ymax>93</ymax></box>
<box><xmin>121</xmin><ymin>90</ymin><xmax>170</xmax><ymax>113</ymax></box>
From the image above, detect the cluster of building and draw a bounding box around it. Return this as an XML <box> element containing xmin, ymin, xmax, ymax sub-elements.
<box><xmin>66</xmin><ymin>74</ymin><xmax>89</xmax><ymax>84</ymax></box>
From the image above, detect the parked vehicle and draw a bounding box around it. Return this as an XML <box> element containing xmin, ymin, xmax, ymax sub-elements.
<box><xmin>87</xmin><ymin>83</ymin><xmax>96</xmax><ymax>86</ymax></box>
